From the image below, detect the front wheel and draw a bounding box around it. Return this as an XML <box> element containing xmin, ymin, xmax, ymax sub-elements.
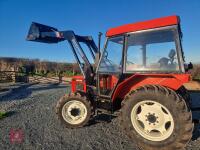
<box><xmin>56</xmin><ymin>93</ymin><xmax>93</xmax><ymax>128</ymax></box>
<box><xmin>121</xmin><ymin>85</ymin><xmax>193</xmax><ymax>150</ymax></box>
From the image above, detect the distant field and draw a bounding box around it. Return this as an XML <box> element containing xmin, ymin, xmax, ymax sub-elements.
<box><xmin>192</xmin><ymin>64</ymin><xmax>200</xmax><ymax>80</ymax></box>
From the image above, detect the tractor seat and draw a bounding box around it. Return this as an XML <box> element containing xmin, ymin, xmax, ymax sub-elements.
<box><xmin>158</xmin><ymin>49</ymin><xmax>176</xmax><ymax>68</ymax></box>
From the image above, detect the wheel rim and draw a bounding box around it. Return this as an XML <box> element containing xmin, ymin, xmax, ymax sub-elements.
<box><xmin>131</xmin><ymin>100</ymin><xmax>174</xmax><ymax>141</ymax></box>
<box><xmin>62</xmin><ymin>100</ymin><xmax>87</xmax><ymax>125</ymax></box>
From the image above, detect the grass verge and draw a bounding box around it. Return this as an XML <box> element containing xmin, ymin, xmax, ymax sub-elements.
<box><xmin>0</xmin><ymin>111</ymin><xmax>7</xmax><ymax>119</ymax></box>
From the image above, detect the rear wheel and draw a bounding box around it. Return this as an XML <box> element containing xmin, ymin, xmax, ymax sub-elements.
<box><xmin>121</xmin><ymin>85</ymin><xmax>193</xmax><ymax>150</ymax></box>
<box><xmin>56</xmin><ymin>93</ymin><xmax>93</xmax><ymax>128</ymax></box>
<box><xmin>131</xmin><ymin>100</ymin><xmax>174</xmax><ymax>142</ymax></box>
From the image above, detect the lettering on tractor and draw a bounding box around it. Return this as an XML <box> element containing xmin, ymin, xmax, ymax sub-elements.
<box><xmin>26</xmin><ymin>16</ymin><xmax>194</xmax><ymax>150</ymax></box>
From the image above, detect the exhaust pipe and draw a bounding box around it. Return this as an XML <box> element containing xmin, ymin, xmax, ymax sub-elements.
<box><xmin>98</xmin><ymin>32</ymin><xmax>102</xmax><ymax>52</ymax></box>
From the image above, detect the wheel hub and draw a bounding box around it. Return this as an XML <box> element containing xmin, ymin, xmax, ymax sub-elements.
<box><xmin>70</xmin><ymin>108</ymin><xmax>80</xmax><ymax>117</ymax></box>
<box><xmin>131</xmin><ymin>100</ymin><xmax>174</xmax><ymax>141</ymax></box>
<box><xmin>147</xmin><ymin>114</ymin><xmax>157</xmax><ymax>124</ymax></box>
<box><xmin>62</xmin><ymin>100</ymin><xmax>87</xmax><ymax>125</ymax></box>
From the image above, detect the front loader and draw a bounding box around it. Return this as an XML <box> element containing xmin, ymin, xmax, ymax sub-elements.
<box><xmin>26</xmin><ymin>16</ymin><xmax>195</xmax><ymax>150</ymax></box>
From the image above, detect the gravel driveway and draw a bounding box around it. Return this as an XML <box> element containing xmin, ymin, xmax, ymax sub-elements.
<box><xmin>0</xmin><ymin>83</ymin><xmax>200</xmax><ymax>150</ymax></box>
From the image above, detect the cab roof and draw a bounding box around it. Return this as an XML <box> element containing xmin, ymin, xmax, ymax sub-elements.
<box><xmin>106</xmin><ymin>15</ymin><xmax>180</xmax><ymax>37</ymax></box>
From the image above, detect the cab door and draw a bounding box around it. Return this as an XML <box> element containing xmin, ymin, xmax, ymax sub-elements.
<box><xmin>97</xmin><ymin>36</ymin><xmax>124</xmax><ymax>97</ymax></box>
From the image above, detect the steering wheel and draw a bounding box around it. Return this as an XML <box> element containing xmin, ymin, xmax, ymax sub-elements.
<box><xmin>102</xmin><ymin>51</ymin><xmax>115</xmax><ymax>65</ymax></box>
<box><xmin>104</xmin><ymin>57</ymin><xmax>115</xmax><ymax>66</ymax></box>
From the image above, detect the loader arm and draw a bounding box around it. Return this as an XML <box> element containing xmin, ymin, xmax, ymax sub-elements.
<box><xmin>26</xmin><ymin>22</ymin><xmax>100</xmax><ymax>84</ymax></box>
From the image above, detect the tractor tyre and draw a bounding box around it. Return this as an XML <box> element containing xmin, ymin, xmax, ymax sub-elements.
<box><xmin>120</xmin><ymin>85</ymin><xmax>193</xmax><ymax>150</ymax></box>
<box><xmin>177</xmin><ymin>86</ymin><xmax>192</xmax><ymax>107</ymax></box>
<box><xmin>56</xmin><ymin>93</ymin><xmax>93</xmax><ymax>128</ymax></box>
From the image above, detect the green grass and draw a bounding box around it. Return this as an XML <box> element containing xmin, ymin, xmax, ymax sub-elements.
<box><xmin>193</xmin><ymin>76</ymin><xmax>200</xmax><ymax>80</ymax></box>
<box><xmin>0</xmin><ymin>111</ymin><xmax>7</xmax><ymax>119</ymax></box>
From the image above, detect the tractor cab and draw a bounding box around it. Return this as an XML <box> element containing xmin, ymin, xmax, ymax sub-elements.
<box><xmin>97</xmin><ymin>16</ymin><xmax>185</xmax><ymax>97</ymax></box>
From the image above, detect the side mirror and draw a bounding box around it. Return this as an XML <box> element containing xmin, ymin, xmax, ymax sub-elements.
<box><xmin>188</xmin><ymin>62</ymin><xmax>193</xmax><ymax>70</ymax></box>
<box><xmin>185</xmin><ymin>62</ymin><xmax>193</xmax><ymax>72</ymax></box>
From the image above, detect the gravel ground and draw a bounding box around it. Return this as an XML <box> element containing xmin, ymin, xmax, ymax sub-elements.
<box><xmin>0</xmin><ymin>83</ymin><xmax>200</xmax><ymax>150</ymax></box>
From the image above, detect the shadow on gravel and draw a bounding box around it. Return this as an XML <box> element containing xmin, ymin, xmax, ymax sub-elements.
<box><xmin>190</xmin><ymin>91</ymin><xmax>200</xmax><ymax>141</ymax></box>
<box><xmin>0</xmin><ymin>83</ymin><xmax>67</xmax><ymax>102</ymax></box>
<box><xmin>88</xmin><ymin>113</ymin><xmax>117</xmax><ymax>126</ymax></box>
<box><xmin>192</xmin><ymin>123</ymin><xmax>200</xmax><ymax>141</ymax></box>
<box><xmin>0</xmin><ymin>83</ymin><xmax>34</xmax><ymax>101</ymax></box>
<box><xmin>32</xmin><ymin>83</ymin><xmax>67</xmax><ymax>92</ymax></box>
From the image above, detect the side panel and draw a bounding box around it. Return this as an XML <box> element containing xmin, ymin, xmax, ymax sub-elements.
<box><xmin>99</xmin><ymin>75</ymin><xmax>118</xmax><ymax>91</ymax></box>
<box><xmin>111</xmin><ymin>74</ymin><xmax>190</xmax><ymax>101</ymax></box>
<box><xmin>71</xmin><ymin>75</ymin><xmax>86</xmax><ymax>93</ymax></box>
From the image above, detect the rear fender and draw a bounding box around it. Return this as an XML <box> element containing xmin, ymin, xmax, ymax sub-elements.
<box><xmin>111</xmin><ymin>74</ymin><xmax>191</xmax><ymax>101</ymax></box>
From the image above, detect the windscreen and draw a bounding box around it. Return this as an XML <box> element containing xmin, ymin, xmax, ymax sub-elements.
<box><xmin>126</xmin><ymin>28</ymin><xmax>180</xmax><ymax>72</ymax></box>
<box><xmin>98</xmin><ymin>36</ymin><xmax>124</xmax><ymax>72</ymax></box>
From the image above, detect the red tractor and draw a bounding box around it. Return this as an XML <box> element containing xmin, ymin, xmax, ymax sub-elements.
<box><xmin>27</xmin><ymin>16</ymin><xmax>194</xmax><ymax>150</ymax></box>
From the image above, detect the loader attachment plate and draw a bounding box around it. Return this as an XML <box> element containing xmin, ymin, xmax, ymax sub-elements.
<box><xmin>26</xmin><ymin>22</ymin><xmax>65</xmax><ymax>43</ymax></box>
